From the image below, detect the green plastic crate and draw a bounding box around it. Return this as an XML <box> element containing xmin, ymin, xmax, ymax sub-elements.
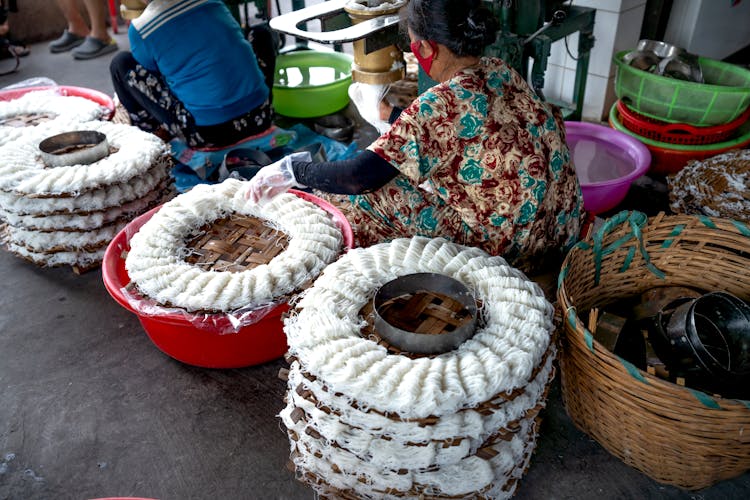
<box><xmin>613</xmin><ymin>50</ymin><xmax>750</xmax><ymax>126</ymax></box>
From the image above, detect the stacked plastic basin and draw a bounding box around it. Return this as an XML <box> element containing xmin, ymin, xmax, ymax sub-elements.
<box><xmin>610</xmin><ymin>50</ymin><xmax>750</xmax><ymax>175</ymax></box>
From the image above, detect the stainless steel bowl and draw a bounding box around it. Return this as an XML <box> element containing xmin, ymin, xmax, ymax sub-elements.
<box><xmin>373</xmin><ymin>273</ymin><xmax>477</xmax><ymax>355</ymax></box>
<box><xmin>622</xmin><ymin>50</ymin><xmax>661</xmax><ymax>71</ymax></box>
<box><xmin>314</xmin><ymin>113</ymin><xmax>355</xmax><ymax>142</ymax></box>
<box><xmin>625</xmin><ymin>39</ymin><xmax>704</xmax><ymax>83</ymax></box>
<box><xmin>657</xmin><ymin>54</ymin><xmax>704</xmax><ymax>83</ymax></box>
<box><xmin>636</xmin><ymin>39</ymin><xmax>686</xmax><ymax>59</ymax></box>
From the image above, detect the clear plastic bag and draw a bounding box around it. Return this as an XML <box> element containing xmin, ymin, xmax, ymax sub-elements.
<box><xmin>1</xmin><ymin>77</ymin><xmax>58</xmax><ymax>91</ymax></box>
<box><xmin>119</xmin><ymin>282</ymin><xmax>284</xmax><ymax>335</ymax></box>
<box><xmin>348</xmin><ymin>82</ymin><xmax>391</xmax><ymax>135</ymax></box>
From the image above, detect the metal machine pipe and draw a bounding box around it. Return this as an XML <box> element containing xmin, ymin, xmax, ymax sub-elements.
<box><xmin>344</xmin><ymin>1</ymin><xmax>406</xmax><ymax>84</ymax></box>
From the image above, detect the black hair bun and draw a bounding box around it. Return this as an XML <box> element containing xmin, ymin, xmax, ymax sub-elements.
<box><xmin>408</xmin><ymin>0</ymin><xmax>499</xmax><ymax>57</ymax></box>
<box><xmin>459</xmin><ymin>8</ymin><xmax>498</xmax><ymax>55</ymax></box>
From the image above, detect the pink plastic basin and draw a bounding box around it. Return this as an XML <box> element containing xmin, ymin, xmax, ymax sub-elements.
<box><xmin>565</xmin><ymin>121</ymin><xmax>651</xmax><ymax>214</ymax></box>
<box><xmin>0</xmin><ymin>85</ymin><xmax>115</xmax><ymax>120</ymax></box>
<box><xmin>102</xmin><ymin>190</ymin><xmax>354</xmax><ymax>368</ymax></box>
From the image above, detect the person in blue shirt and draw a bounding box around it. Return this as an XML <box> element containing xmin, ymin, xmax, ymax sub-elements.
<box><xmin>110</xmin><ymin>0</ymin><xmax>274</xmax><ymax>149</ymax></box>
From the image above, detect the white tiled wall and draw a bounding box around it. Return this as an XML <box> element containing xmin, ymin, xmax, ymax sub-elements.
<box><xmin>664</xmin><ymin>0</ymin><xmax>750</xmax><ymax>60</ymax></box>
<box><xmin>541</xmin><ymin>0</ymin><xmax>647</xmax><ymax>121</ymax></box>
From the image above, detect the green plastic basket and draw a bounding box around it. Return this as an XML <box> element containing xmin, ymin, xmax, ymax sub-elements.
<box><xmin>273</xmin><ymin>51</ymin><xmax>353</xmax><ymax>119</ymax></box>
<box><xmin>614</xmin><ymin>50</ymin><xmax>750</xmax><ymax>126</ymax></box>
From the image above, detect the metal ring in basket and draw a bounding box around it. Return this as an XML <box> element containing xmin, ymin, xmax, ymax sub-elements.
<box><xmin>557</xmin><ymin>210</ymin><xmax>750</xmax><ymax>490</ymax></box>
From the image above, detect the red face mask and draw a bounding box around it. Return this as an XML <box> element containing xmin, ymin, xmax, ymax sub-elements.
<box><xmin>410</xmin><ymin>40</ymin><xmax>438</xmax><ymax>76</ymax></box>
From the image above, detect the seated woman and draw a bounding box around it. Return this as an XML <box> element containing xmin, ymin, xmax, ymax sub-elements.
<box><xmin>110</xmin><ymin>0</ymin><xmax>273</xmax><ymax>149</ymax></box>
<box><xmin>247</xmin><ymin>0</ymin><xmax>583</xmax><ymax>273</ymax></box>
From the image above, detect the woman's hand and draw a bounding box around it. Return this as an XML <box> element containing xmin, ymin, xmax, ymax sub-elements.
<box><xmin>379</xmin><ymin>100</ymin><xmax>394</xmax><ymax>122</ymax></box>
<box><xmin>244</xmin><ymin>152</ymin><xmax>310</xmax><ymax>204</ymax></box>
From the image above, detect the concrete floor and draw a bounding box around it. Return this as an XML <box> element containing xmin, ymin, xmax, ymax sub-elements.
<box><xmin>1</xmin><ymin>30</ymin><xmax>749</xmax><ymax>500</ymax></box>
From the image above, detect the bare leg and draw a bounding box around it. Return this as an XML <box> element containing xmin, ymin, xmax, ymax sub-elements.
<box><xmin>55</xmin><ymin>0</ymin><xmax>91</xmax><ymax>37</ymax></box>
<box><xmin>82</xmin><ymin>0</ymin><xmax>112</xmax><ymax>42</ymax></box>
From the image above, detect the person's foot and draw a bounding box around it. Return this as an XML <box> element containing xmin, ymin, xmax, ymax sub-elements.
<box><xmin>72</xmin><ymin>36</ymin><xmax>118</xmax><ymax>60</ymax></box>
<box><xmin>49</xmin><ymin>29</ymin><xmax>85</xmax><ymax>53</ymax></box>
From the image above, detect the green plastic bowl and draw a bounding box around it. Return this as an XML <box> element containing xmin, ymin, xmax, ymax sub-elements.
<box><xmin>273</xmin><ymin>51</ymin><xmax>353</xmax><ymax>119</ymax></box>
<box><xmin>614</xmin><ymin>50</ymin><xmax>750</xmax><ymax>126</ymax></box>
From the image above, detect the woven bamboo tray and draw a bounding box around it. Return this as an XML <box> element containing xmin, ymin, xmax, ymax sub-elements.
<box><xmin>184</xmin><ymin>214</ymin><xmax>288</xmax><ymax>273</ymax></box>
<box><xmin>127</xmin><ymin>214</ymin><xmax>290</xmax><ymax>311</ymax></box>
<box><xmin>0</xmin><ymin>111</ymin><xmax>55</xmax><ymax>127</ymax></box>
<box><xmin>377</xmin><ymin>290</ymin><xmax>472</xmax><ymax>335</ymax></box>
<box><xmin>112</xmin><ymin>100</ymin><xmax>131</xmax><ymax>125</ymax></box>
<box><xmin>557</xmin><ymin>210</ymin><xmax>750</xmax><ymax>490</ymax></box>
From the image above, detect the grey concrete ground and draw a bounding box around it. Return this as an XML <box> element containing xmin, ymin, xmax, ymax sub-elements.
<box><xmin>1</xmin><ymin>23</ymin><xmax>749</xmax><ymax>500</ymax></box>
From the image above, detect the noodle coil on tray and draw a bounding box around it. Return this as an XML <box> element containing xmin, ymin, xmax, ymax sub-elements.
<box><xmin>125</xmin><ymin>179</ymin><xmax>344</xmax><ymax>313</ymax></box>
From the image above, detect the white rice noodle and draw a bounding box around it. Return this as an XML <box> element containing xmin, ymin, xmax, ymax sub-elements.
<box><xmin>3</xmin><ymin>219</ymin><xmax>127</xmax><ymax>253</ymax></box>
<box><xmin>0</xmin><ymin>160</ymin><xmax>170</xmax><ymax>215</ymax></box>
<box><xmin>6</xmin><ymin>241</ymin><xmax>105</xmax><ymax>267</ymax></box>
<box><xmin>0</xmin><ymin>181</ymin><xmax>170</xmax><ymax>231</ymax></box>
<box><xmin>283</xmin><ymin>405</ymin><xmax>540</xmax><ymax>499</ymax></box>
<box><xmin>284</xmin><ymin>352</ymin><xmax>554</xmax><ymax>463</ymax></box>
<box><xmin>125</xmin><ymin>179</ymin><xmax>343</xmax><ymax>312</ymax></box>
<box><xmin>284</xmin><ymin>237</ymin><xmax>554</xmax><ymax>418</ymax></box>
<box><xmin>0</xmin><ymin>90</ymin><xmax>105</xmax><ymax>147</ymax></box>
<box><xmin>0</xmin><ymin>120</ymin><xmax>168</xmax><ymax>196</ymax></box>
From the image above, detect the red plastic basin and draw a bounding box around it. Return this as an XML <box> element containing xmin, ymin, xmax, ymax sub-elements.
<box><xmin>609</xmin><ymin>101</ymin><xmax>750</xmax><ymax>175</ymax></box>
<box><xmin>565</xmin><ymin>120</ymin><xmax>651</xmax><ymax>214</ymax></box>
<box><xmin>102</xmin><ymin>190</ymin><xmax>354</xmax><ymax>368</ymax></box>
<box><xmin>0</xmin><ymin>85</ymin><xmax>115</xmax><ymax>120</ymax></box>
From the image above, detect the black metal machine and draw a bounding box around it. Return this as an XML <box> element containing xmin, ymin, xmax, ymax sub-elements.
<box><xmin>262</xmin><ymin>0</ymin><xmax>596</xmax><ymax>119</ymax></box>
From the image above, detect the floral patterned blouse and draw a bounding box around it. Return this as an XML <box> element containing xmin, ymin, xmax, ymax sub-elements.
<box><xmin>345</xmin><ymin>57</ymin><xmax>583</xmax><ymax>271</ymax></box>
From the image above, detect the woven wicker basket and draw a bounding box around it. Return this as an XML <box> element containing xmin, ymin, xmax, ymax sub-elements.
<box><xmin>557</xmin><ymin>211</ymin><xmax>750</xmax><ymax>490</ymax></box>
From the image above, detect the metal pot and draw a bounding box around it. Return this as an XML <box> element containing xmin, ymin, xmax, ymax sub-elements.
<box><xmin>218</xmin><ymin>148</ymin><xmax>273</xmax><ymax>181</ymax></box>
<box><xmin>314</xmin><ymin>113</ymin><xmax>355</xmax><ymax>142</ymax></box>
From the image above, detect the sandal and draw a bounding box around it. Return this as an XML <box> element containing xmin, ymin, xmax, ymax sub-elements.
<box><xmin>9</xmin><ymin>44</ymin><xmax>29</xmax><ymax>57</ymax></box>
<box><xmin>72</xmin><ymin>36</ymin><xmax>118</xmax><ymax>60</ymax></box>
<box><xmin>0</xmin><ymin>40</ymin><xmax>19</xmax><ymax>75</ymax></box>
<box><xmin>49</xmin><ymin>29</ymin><xmax>85</xmax><ymax>53</ymax></box>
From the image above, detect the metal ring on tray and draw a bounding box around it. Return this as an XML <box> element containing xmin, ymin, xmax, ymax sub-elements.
<box><xmin>38</xmin><ymin>130</ymin><xmax>109</xmax><ymax>168</ymax></box>
<box><xmin>372</xmin><ymin>272</ymin><xmax>478</xmax><ymax>355</ymax></box>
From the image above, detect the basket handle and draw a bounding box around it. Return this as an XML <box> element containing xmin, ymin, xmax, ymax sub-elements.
<box><xmin>661</xmin><ymin>122</ymin><xmax>704</xmax><ymax>136</ymax></box>
<box><xmin>580</xmin><ymin>210</ymin><xmax>666</xmax><ymax>285</ymax></box>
